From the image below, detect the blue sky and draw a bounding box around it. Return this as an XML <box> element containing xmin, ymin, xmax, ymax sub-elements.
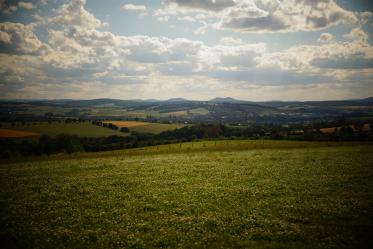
<box><xmin>0</xmin><ymin>0</ymin><xmax>372</xmax><ymax>100</ymax></box>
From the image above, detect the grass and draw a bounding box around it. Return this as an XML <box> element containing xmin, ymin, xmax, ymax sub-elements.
<box><xmin>161</xmin><ymin>110</ymin><xmax>188</xmax><ymax>116</ymax></box>
<box><xmin>130</xmin><ymin>123</ymin><xmax>185</xmax><ymax>134</ymax></box>
<box><xmin>1</xmin><ymin>122</ymin><xmax>124</xmax><ymax>137</ymax></box>
<box><xmin>104</xmin><ymin>121</ymin><xmax>184</xmax><ymax>134</ymax></box>
<box><xmin>0</xmin><ymin>121</ymin><xmax>184</xmax><ymax>138</ymax></box>
<box><xmin>189</xmin><ymin>108</ymin><xmax>209</xmax><ymax>115</ymax></box>
<box><xmin>103</xmin><ymin>121</ymin><xmax>150</xmax><ymax>128</ymax></box>
<box><xmin>0</xmin><ymin>140</ymin><xmax>373</xmax><ymax>248</ymax></box>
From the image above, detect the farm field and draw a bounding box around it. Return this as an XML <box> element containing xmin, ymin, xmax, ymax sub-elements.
<box><xmin>1</xmin><ymin>140</ymin><xmax>372</xmax><ymax>248</ymax></box>
<box><xmin>0</xmin><ymin>121</ymin><xmax>184</xmax><ymax>139</ymax></box>
<box><xmin>105</xmin><ymin>121</ymin><xmax>185</xmax><ymax>134</ymax></box>
<box><xmin>320</xmin><ymin>123</ymin><xmax>371</xmax><ymax>134</ymax></box>
<box><xmin>103</xmin><ymin>121</ymin><xmax>150</xmax><ymax>128</ymax></box>
<box><xmin>0</xmin><ymin>122</ymin><xmax>124</xmax><ymax>138</ymax></box>
<box><xmin>0</xmin><ymin>129</ymin><xmax>40</xmax><ymax>138</ymax></box>
<box><xmin>130</xmin><ymin>123</ymin><xmax>185</xmax><ymax>134</ymax></box>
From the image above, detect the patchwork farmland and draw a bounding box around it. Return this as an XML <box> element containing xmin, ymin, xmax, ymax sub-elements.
<box><xmin>0</xmin><ymin>121</ymin><xmax>184</xmax><ymax>138</ymax></box>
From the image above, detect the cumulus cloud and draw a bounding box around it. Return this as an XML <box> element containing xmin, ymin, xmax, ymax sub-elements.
<box><xmin>157</xmin><ymin>16</ymin><xmax>170</xmax><ymax>22</ymax></box>
<box><xmin>18</xmin><ymin>1</ymin><xmax>35</xmax><ymax>10</ymax></box>
<box><xmin>49</xmin><ymin>0</ymin><xmax>104</xmax><ymax>30</ymax></box>
<box><xmin>0</xmin><ymin>30</ymin><xmax>11</xmax><ymax>44</ymax></box>
<box><xmin>178</xmin><ymin>16</ymin><xmax>196</xmax><ymax>22</ymax></box>
<box><xmin>0</xmin><ymin>22</ymin><xmax>45</xmax><ymax>54</ymax></box>
<box><xmin>219</xmin><ymin>37</ymin><xmax>243</xmax><ymax>45</ymax></box>
<box><xmin>0</xmin><ymin>1</ymin><xmax>17</xmax><ymax>15</ymax></box>
<box><xmin>158</xmin><ymin>0</ymin><xmax>360</xmax><ymax>33</ymax></box>
<box><xmin>219</xmin><ymin>0</ymin><xmax>358</xmax><ymax>33</ymax></box>
<box><xmin>261</xmin><ymin>28</ymin><xmax>373</xmax><ymax>74</ymax></box>
<box><xmin>122</xmin><ymin>4</ymin><xmax>147</xmax><ymax>12</ymax></box>
<box><xmin>344</xmin><ymin>27</ymin><xmax>369</xmax><ymax>43</ymax></box>
<box><xmin>318</xmin><ymin>33</ymin><xmax>334</xmax><ymax>43</ymax></box>
<box><xmin>0</xmin><ymin>0</ymin><xmax>372</xmax><ymax>100</ymax></box>
<box><xmin>359</xmin><ymin>11</ymin><xmax>372</xmax><ymax>24</ymax></box>
<box><xmin>0</xmin><ymin>0</ymin><xmax>35</xmax><ymax>15</ymax></box>
<box><xmin>167</xmin><ymin>0</ymin><xmax>235</xmax><ymax>12</ymax></box>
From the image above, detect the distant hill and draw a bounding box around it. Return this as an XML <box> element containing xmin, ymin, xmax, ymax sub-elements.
<box><xmin>166</xmin><ymin>98</ymin><xmax>190</xmax><ymax>102</ymax></box>
<box><xmin>1</xmin><ymin>97</ymin><xmax>372</xmax><ymax>125</ymax></box>
<box><xmin>209</xmin><ymin>97</ymin><xmax>245</xmax><ymax>104</ymax></box>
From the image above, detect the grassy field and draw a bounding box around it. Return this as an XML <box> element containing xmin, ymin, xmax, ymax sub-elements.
<box><xmin>0</xmin><ymin>122</ymin><xmax>183</xmax><ymax>138</ymax></box>
<box><xmin>1</xmin><ymin>140</ymin><xmax>373</xmax><ymax>248</ymax></box>
<box><xmin>103</xmin><ymin>121</ymin><xmax>150</xmax><ymax>128</ymax></box>
<box><xmin>1</xmin><ymin>122</ymin><xmax>124</xmax><ymax>138</ymax></box>
<box><xmin>104</xmin><ymin>121</ymin><xmax>184</xmax><ymax>134</ymax></box>
<box><xmin>130</xmin><ymin>123</ymin><xmax>185</xmax><ymax>134</ymax></box>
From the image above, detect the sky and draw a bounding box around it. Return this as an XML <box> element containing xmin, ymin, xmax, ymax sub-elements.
<box><xmin>0</xmin><ymin>0</ymin><xmax>372</xmax><ymax>101</ymax></box>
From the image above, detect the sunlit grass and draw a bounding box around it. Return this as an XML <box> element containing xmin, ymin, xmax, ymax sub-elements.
<box><xmin>1</xmin><ymin>140</ymin><xmax>372</xmax><ymax>248</ymax></box>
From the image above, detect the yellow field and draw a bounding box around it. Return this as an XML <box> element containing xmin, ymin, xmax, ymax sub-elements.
<box><xmin>104</xmin><ymin>121</ymin><xmax>150</xmax><ymax>128</ymax></box>
<box><xmin>320</xmin><ymin>124</ymin><xmax>371</xmax><ymax>134</ymax></box>
<box><xmin>320</xmin><ymin>127</ymin><xmax>337</xmax><ymax>134</ymax></box>
<box><xmin>0</xmin><ymin>129</ymin><xmax>40</xmax><ymax>138</ymax></box>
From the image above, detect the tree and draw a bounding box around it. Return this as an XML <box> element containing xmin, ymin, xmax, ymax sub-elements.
<box><xmin>120</xmin><ymin>127</ymin><xmax>130</xmax><ymax>133</ymax></box>
<box><xmin>38</xmin><ymin>135</ymin><xmax>54</xmax><ymax>155</ymax></box>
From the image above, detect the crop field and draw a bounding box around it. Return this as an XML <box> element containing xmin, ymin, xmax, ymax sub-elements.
<box><xmin>0</xmin><ymin>129</ymin><xmax>40</xmax><ymax>138</ymax></box>
<box><xmin>0</xmin><ymin>121</ymin><xmax>184</xmax><ymax>138</ymax></box>
<box><xmin>320</xmin><ymin>124</ymin><xmax>371</xmax><ymax>134</ymax></box>
<box><xmin>1</xmin><ymin>122</ymin><xmax>124</xmax><ymax>138</ymax></box>
<box><xmin>1</xmin><ymin>140</ymin><xmax>372</xmax><ymax>248</ymax></box>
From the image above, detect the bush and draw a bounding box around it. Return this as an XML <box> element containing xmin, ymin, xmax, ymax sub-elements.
<box><xmin>120</xmin><ymin>127</ymin><xmax>130</xmax><ymax>133</ymax></box>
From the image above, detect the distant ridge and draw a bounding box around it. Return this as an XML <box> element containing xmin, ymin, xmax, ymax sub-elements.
<box><xmin>1</xmin><ymin>97</ymin><xmax>372</xmax><ymax>104</ymax></box>
<box><xmin>166</xmin><ymin>98</ymin><xmax>189</xmax><ymax>102</ymax></box>
<box><xmin>209</xmin><ymin>97</ymin><xmax>245</xmax><ymax>103</ymax></box>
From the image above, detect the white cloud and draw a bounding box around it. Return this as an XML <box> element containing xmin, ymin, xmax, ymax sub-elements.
<box><xmin>167</xmin><ymin>0</ymin><xmax>235</xmax><ymax>12</ymax></box>
<box><xmin>0</xmin><ymin>30</ymin><xmax>11</xmax><ymax>44</ymax></box>
<box><xmin>0</xmin><ymin>22</ymin><xmax>44</xmax><ymax>54</ymax></box>
<box><xmin>158</xmin><ymin>0</ymin><xmax>360</xmax><ymax>33</ymax></box>
<box><xmin>1</xmin><ymin>4</ymin><xmax>17</xmax><ymax>15</ymax></box>
<box><xmin>318</xmin><ymin>33</ymin><xmax>334</xmax><ymax>43</ymax></box>
<box><xmin>18</xmin><ymin>1</ymin><xmax>35</xmax><ymax>10</ymax></box>
<box><xmin>219</xmin><ymin>0</ymin><xmax>358</xmax><ymax>33</ymax></box>
<box><xmin>178</xmin><ymin>16</ymin><xmax>196</xmax><ymax>22</ymax></box>
<box><xmin>157</xmin><ymin>16</ymin><xmax>170</xmax><ymax>22</ymax></box>
<box><xmin>122</xmin><ymin>4</ymin><xmax>147</xmax><ymax>12</ymax></box>
<box><xmin>344</xmin><ymin>27</ymin><xmax>369</xmax><ymax>43</ymax></box>
<box><xmin>219</xmin><ymin>37</ymin><xmax>243</xmax><ymax>45</ymax></box>
<box><xmin>49</xmin><ymin>0</ymin><xmax>104</xmax><ymax>30</ymax></box>
<box><xmin>260</xmin><ymin>28</ymin><xmax>373</xmax><ymax>76</ymax></box>
<box><xmin>359</xmin><ymin>11</ymin><xmax>372</xmax><ymax>24</ymax></box>
<box><xmin>0</xmin><ymin>0</ymin><xmax>35</xmax><ymax>15</ymax></box>
<box><xmin>0</xmin><ymin>0</ymin><xmax>372</xmax><ymax>100</ymax></box>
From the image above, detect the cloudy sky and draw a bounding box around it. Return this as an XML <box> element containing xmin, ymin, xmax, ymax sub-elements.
<box><xmin>0</xmin><ymin>0</ymin><xmax>372</xmax><ymax>101</ymax></box>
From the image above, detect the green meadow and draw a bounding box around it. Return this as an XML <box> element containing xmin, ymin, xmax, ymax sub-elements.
<box><xmin>130</xmin><ymin>123</ymin><xmax>185</xmax><ymax>134</ymax></box>
<box><xmin>1</xmin><ymin>140</ymin><xmax>373</xmax><ymax>248</ymax></box>
<box><xmin>0</xmin><ymin>122</ymin><xmax>183</xmax><ymax>138</ymax></box>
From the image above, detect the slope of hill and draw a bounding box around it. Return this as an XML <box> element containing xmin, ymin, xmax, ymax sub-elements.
<box><xmin>1</xmin><ymin>140</ymin><xmax>372</xmax><ymax>248</ymax></box>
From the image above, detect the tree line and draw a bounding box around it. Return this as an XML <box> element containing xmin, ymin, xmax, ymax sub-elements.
<box><xmin>1</xmin><ymin>123</ymin><xmax>372</xmax><ymax>159</ymax></box>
